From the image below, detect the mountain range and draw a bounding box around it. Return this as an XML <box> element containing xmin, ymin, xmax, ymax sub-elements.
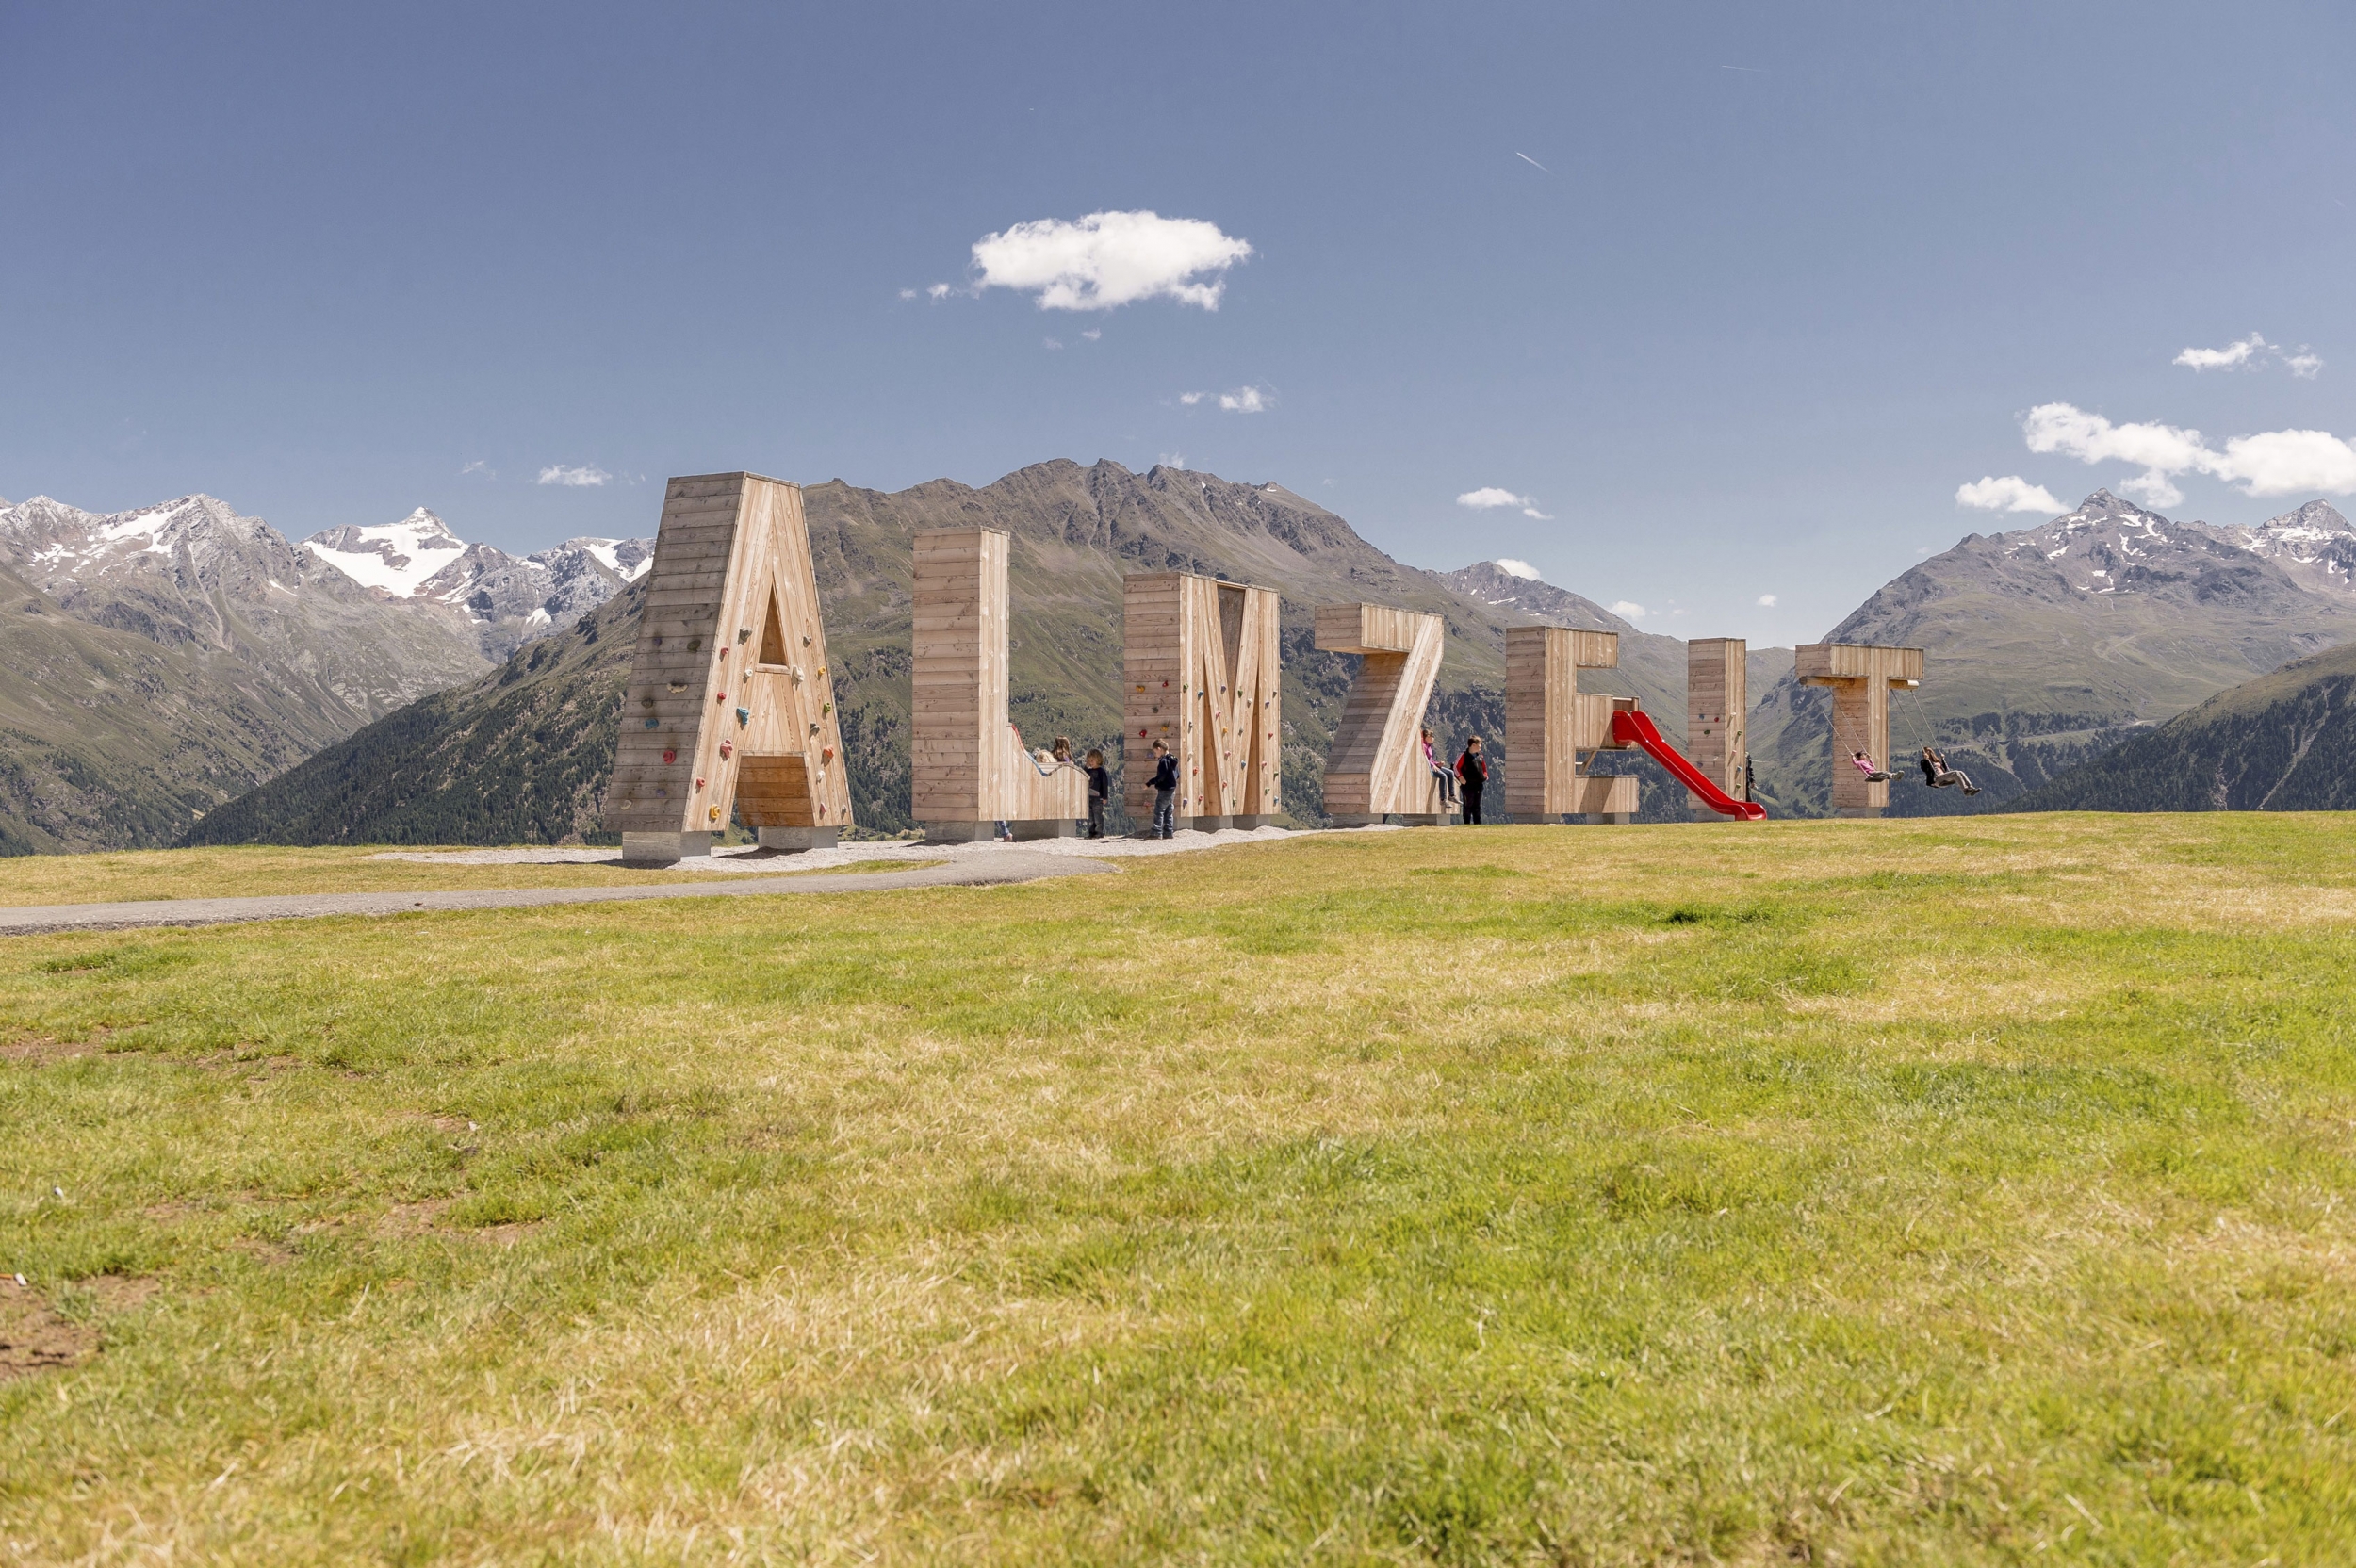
<box><xmin>0</xmin><ymin>494</ymin><xmax>650</xmax><ymax>852</ymax></box>
<box><xmin>184</xmin><ymin>460</ymin><xmax>1712</xmax><ymax>846</ymax></box>
<box><xmin>17</xmin><ymin>466</ymin><xmax>2356</xmax><ymax>855</ymax></box>
<box><xmin>1744</xmin><ymin>490</ymin><xmax>2356</xmax><ymax>817</ymax></box>
<box><xmin>2007</xmin><ymin>640</ymin><xmax>2356</xmax><ymax>813</ymax></box>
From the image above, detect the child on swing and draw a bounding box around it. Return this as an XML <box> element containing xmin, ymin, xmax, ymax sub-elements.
<box><xmin>1919</xmin><ymin>744</ymin><xmax>1981</xmax><ymax>796</ymax></box>
<box><xmin>1851</xmin><ymin>750</ymin><xmax>1891</xmax><ymax>783</ymax></box>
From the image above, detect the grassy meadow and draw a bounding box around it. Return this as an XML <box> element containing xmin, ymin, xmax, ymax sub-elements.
<box><xmin>3</xmin><ymin>814</ymin><xmax>2353</xmax><ymax>1564</ymax></box>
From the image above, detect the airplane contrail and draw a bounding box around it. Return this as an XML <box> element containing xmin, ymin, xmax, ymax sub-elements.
<box><xmin>1515</xmin><ymin>152</ymin><xmax>1551</xmax><ymax>173</ymax></box>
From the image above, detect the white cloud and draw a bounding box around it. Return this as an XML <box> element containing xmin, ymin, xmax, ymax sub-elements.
<box><xmin>1457</xmin><ymin>487</ymin><xmax>1524</xmax><ymax>509</ymax></box>
<box><xmin>2173</xmin><ymin>333</ymin><xmax>2322</xmax><ymax>377</ymax></box>
<box><xmin>965</xmin><ymin>210</ymin><xmax>1252</xmax><ymax>312</ymax></box>
<box><xmin>536</xmin><ymin>465</ymin><xmax>611</xmax><ymax>488</ymax></box>
<box><xmin>460</xmin><ymin>459</ymin><xmax>490</xmax><ymax>477</ymax></box>
<box><xmin>926</xmin><ymin>283</ymin><xmax>953</xmax><ymax>301</ymax></box>
<box><xmin>1610</xmin><ymin>600</ymin><xmax>1648</xmax><ymax>621</ymax></box>
<box><xmin>1178</xmin><ymin>391</ymin><xmax>1206</xmax><ymax>406</ymax></box>
<box><xmin>1494</xmin><ymin>558</ymin><xmax>1540</xmax><ymax>580</ymax></box>
<box><xmin>2022</xmin><ymin>404</ymin><xmax>2209</xmax><ymax>474</ymax></box>
<box><xmin>1158</xmin><ymin>452</ymin><xmax>1186</xmax><ymax>469</ymax></box>
<box><xmin>2117</xmin><ymin>469</ymin><xmax>2184</xmax><ymax>509</ymax></box>
<box><xmin>1456</xmin><ymin>485</ymin><xmax>1549</xmax><ymax>519</ymax></box>
<box><xmin>1082</xmin><ymin>328</ymin><xmax>1101</xmax><ymax>341</ymax></box>
<box><xmin>2020</xmin><ymin>400</ymin><xmax>2356</xmax><ymax>498</ymax></box>
<box><xmin>898</xmin><ymin>288</ymin><xmax>918</xmax><ymax>301</ymax></box>
<box><xmin>1043</xmin><ymin>337</ymin><xmax>1062</xmax><ymax>351</ymax></box>
<box><xmin>1218</xmin><ymin>386</ymin><xmax>1268</xmax><ymax>413</ymax></box>
<box><xmin>2175</xmin><ymin>333</ymin><xmax>2267</xmax><ymax>371</ymax></box>
<box><xmin>1955</xmin><ymin>474</ymin><xmax>2064</xmax><ymax>514</ymax></box>
<box><xmin>2210</xmin><ymin>428</ymin><xmax>2356</xmax><ymax>496</ymax></box>
<box><xmin>1756</xmin><ymin>594</ymin><xmax>1777</xmax><ymax>607</ymax></box>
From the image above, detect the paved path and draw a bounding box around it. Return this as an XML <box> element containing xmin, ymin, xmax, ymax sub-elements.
<box><xmin>0</xmin><ymin>851</ymin><xmax>1118</xmax><ymax>937</ymax></box>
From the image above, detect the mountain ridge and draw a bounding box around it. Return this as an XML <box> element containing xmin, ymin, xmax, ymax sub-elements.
<box><xmin>187</xmin><ymin>459</ymin><xmax>1703</xmax><ymax>846</ymax></box>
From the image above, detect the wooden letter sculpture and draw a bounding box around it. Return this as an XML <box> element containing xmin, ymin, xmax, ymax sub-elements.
<box><xmin>911</xmin><ymin>527</ymin><xmax>1088</xmax><ymax>841</ymax></box>
<box><xmin>1122</xmin><ymin>573</ymin><xmax>1283</xmax><ymax>830</ymax></box>
<box><xmin>611</xmin><ymin>472</ymin><xmax>853</xmax><ymax>865</ymax></box>
<box><xmin>1796</xmin><ymin>642</ymin><xmax>1925</xmax><ymax>816</ymax></box>
<box><xmin>1316</xmin><ymin>604</ymin><xmax>1448</xmax><ymax>825</ymax></box>
<box><xmin>1503</xmin><ymin>626</ymin><xmax>1639</xmax><ymax>824</ymax></box>
<box><xmin>1686</xmin><ymin>637</ymin><xmax>1748</xmax><ymax>820</ymax></box>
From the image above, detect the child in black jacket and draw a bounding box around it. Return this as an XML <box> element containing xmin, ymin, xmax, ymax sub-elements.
<box><xmin>1084</xmin><ymin>748</ymin><xmax>1111</xmax><ymax>838</ymax></box>
<box><xmin>1147</xmin><ymin>740</ymin><xmax>1179</xmax><ymax>839</ymax></box>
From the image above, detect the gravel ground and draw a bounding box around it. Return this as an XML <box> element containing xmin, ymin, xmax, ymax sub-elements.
<box><xmin>365</xmin><ymin>823</ymin><xmax>1360</xmax><ymax>874</ymax></box>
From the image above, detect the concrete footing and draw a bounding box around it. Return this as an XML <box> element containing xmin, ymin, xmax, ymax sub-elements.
<box><xmin>756</xmin><ymin>826</ymin><xmax>840</xmax><ymax>853</ymax></box>
<box><xmin>620</xmin><ymin>831</ymin><xmax>714</xmax><ymax>867</ymax></box>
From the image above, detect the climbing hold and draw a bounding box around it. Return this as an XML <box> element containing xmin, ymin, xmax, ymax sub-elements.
<box><xmin>817</xmin><ymin>667</ymin><xmax>826</xmax><ymax>678</ymax></box>
<box><xmin>719</xmin><ymin>741</ymin><xmax>733</xmax><ymax>760</ymax></box>
<box><xmin>696</xmin><ymin>777</ymin><xmax>706</xmax><ymax>791</ymax></box>
<box><xmin>816</xmin><ymin>801</ymin><xmax>827</xmax><ymax>818</ymax></box>
<box><xmin>1135</xmin><ymin>684</ymin><xmax>1145</xmax><ymax>693</ymax></box>
<box><xmin>735</xmin><ymin>707</ymin><xmax>749</xmax><ymax>726</ymax></box>
<box><xmin>688</xmin><ymin>637</ymin><xmax>702</xmax><ymax>652</ymax></box>
<box><xmin>656</xmin><ymin>787</ymin><xmax>669</xmax><ymax>798</ymax></box>
<box><xmin>716</xmin><ymin>691</ymin><xmax>727</xmax><ymax>703</ymax></box>
<box><xmin>1161</xmin><ymin>680</ymin><xmax>1169</xmax><ymax>688</ymax></box>
<box><xmin>663</xmin><ymin>748</ymin><xmax>678</xmax><ymax>764</ymax></box>
<box><xmin>652</xmin><ymin>635</ymin><xmax>663</xmax><ymax>648</ymax></box>
<box><xmin>801</xmin><ymin>632</ymin><xmax>811</xmax><ymax>646</ymax></box>
<box><xmin>809</xmin><ymin>721</ymin><xmax>820</xmax><ymax>736</ymax></box>
<box><xmin>789</xmin><ymin>665</ymin><xmax>804</xmax><ymax>685</ymax></box>
<box><xmin>643</xmin><ymin>718</ymin><xmax>659</xmax><ymax>729</ymax></box>
<box><xmin>738</xmin><ymin>628</ymin><xmax>752</xmax><ymax>643</ymax></box>
<box><xmin>1138</xmin><ymin>728</ymin><xmax>1147</xmax><ymax>738</ymax></box>
<box><xmin>821</xmin><ymin>745</ymin><xmax>835</xmax><ymax>763</ymax></box>
<box><xmin>708</xmin><ymin>805</ymin><xmax>721</xmax><ymax>823</ymax></box>
<box><xmin>821</xmin><ymin>701</ymin><xmax>832</xmax><ymax>715</ymax></box>
<box><xmin>669</xmin><ymin>681</ymin><xmax>686</xmax><ymax>693</ymax></box>
<box><xmin>639</xmin><ymin>695</ymin><xmax>655</xmax><ymax>709</ymax></box>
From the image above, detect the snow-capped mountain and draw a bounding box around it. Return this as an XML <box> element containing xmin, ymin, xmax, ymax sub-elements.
<box><xmin>2212</xmin><ymin>499</ymin><xmax>2356</xmax><ymax>596</ymax></box>
<box><xmin>303</xmin><ymin>508</ymin><xmax>653</xmax><ymax>659</ymax></box>
<box><xmin>0</xmin><ymin>493</ymin><xmax>492</xmax><ymax>853</ymax></box>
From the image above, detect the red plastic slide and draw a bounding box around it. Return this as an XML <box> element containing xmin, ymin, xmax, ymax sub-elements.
<box><xmin>1609</xmin><ymin>708</ymin><xmax>1768</xmax><ymax>820</ymax></box>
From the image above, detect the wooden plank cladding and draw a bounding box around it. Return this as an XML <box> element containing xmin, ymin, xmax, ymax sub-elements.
<box><xmin>607</xmin><ymin>472</ymin><xmax>854</xmax><ymax>862</ymax></box>
<box><xmin>1686</xmin><ymin>637</ymin><xmax>1748</xmax><ymax>818</ymax></box>
<box><xmin>1316</xmin><ymin>602</ymin><xmax>1446</xmax><ymax>821</ymax></box>
<box><xmin>1502</xmin><ymin>626</ymin><xmax>1638</xmax><ymax>822</ymax></box>
<box><xmin>911</xmin><ymin>527</ymin><xmax>1086</xmax><ymax>835</ymax></box>
<box><xmin>1796</xmin><ymin>642</ymin><xmax>1925</xmax><ymax>816</ymax></box>
<box><xmin>1122</xmin><ymin>572</ymin><xmax>1283</xmax><ymax>826</ymax></box>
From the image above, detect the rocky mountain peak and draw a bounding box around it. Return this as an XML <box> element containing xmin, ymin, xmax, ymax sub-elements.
<box><xmin>1436</xmin><ymin>560</ymin><xmax>1644</xmax><ymax>637</ymax></box>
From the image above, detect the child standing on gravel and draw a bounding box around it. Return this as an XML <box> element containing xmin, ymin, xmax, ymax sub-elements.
<box><xmin>1084</xmin><ymin>748</ymin><xmax>1111</xmax><ymax>839</ymax></box>
<box><xmin>1147</xmin><ymin>739</ymin><xmax>1179</xmax><ymax>839</ymax></box>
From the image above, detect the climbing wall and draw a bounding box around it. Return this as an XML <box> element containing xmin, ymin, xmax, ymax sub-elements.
<box><xmin>1316</xmin><ymin>603</ymin><xmax>1447</xmax><ymax>822</ymax></box>
<box><xmin>608</xmin><ymin>472</ymin><xmax>853</xmax><ymax>862</ymax></box>
<box><xmin>1502</xmin><ymin>625</ymin><xmax>1626</xmax><ymax>821</ymax></box>
<box><xmin>1686</xmin><ymin>637</ymin><xmax>1748</xmax><ymax>817</ymax></box>
<box><xmin>1122</xmin><ymin>573</ymin><xmax>1283</xmax><ymax>827</ymax></box>
<box><xmin>911</xmin><ymin>527</ymin><xmax>1088</xmax><ymax>837</ymax></box>
<box><xmin>1796</xmin><ymin>642</ymin><xmax>1925</xmax><ymax>816</ymax></box>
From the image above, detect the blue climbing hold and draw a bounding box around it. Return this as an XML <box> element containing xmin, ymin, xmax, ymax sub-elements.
<box><xmin>735</xmin><ymin>706</ymin><xmax>750</xmax><ymax>727</ymax></box>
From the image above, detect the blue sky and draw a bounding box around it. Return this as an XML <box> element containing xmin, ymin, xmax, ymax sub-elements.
<box><xmin>6</xmin><ymin>2</ymin><xmax>2355</xmax><ymax>644</ymax></box>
